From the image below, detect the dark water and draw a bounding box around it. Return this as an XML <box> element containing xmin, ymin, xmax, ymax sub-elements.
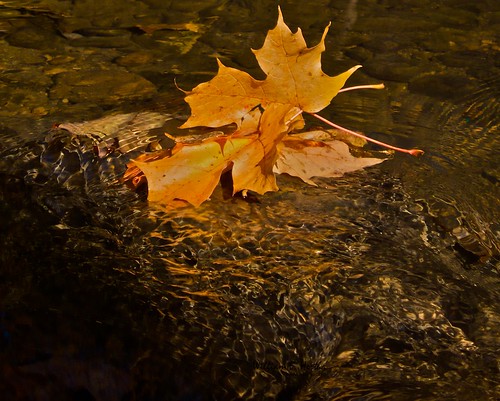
<box><xmin>0</xmin><ymin>0</ymin><xmax>498</xmax><ymax>400</ymax></box>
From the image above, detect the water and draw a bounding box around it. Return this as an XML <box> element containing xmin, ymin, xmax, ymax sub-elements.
<box><xmin>0</xmin><ymin>0</ymin><xmax>498</xmax><ymax>400</ymax></box>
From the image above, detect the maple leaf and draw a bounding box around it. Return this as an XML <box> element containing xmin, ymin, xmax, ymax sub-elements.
<box><xmin>275</xmin><ymin>131</ymin><xmax>385</xmax><ymax>185</ymax></box>
<box><xmin>181</xmin><ymin>7</ymin><xmax>360</xmax><ymax>133</ymax></box>
<box><xmin>132</xmin><ymin>103</ymin><xmax>296</xmax><ymax>207</ymax></box>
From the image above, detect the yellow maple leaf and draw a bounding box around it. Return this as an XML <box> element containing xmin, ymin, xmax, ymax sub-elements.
<box><xmin>181</xmin><ymin>7</ymin><xmax>360</xmax><ymax>133</ymax></box>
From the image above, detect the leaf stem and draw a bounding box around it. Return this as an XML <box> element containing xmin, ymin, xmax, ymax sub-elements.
<box><xmin>310</xmin><ymin>113</ymin><xmax>424</xmax><ymax>157</ymax></box>
<box><xmin>285</xmin><ymin>109</ymin><xmax>303</xmax><ymax>125</ymax></box>
<box><xmin>339</xmin><ymin>83</ymin><xmax>385</xmax><ymax>93</ymax></box>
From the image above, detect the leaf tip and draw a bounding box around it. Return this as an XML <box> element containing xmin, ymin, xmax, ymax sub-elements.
<box><xmin>321</xmin><ymin>21</ymin><xmax>332</xmax><ymax>42</ymax></box>
<box><xmin>216</xmin><ymin>58</ymin><xmax>225</xmax><ymax>68</ymax></box>
<box><xmin>277</xmin><ymin>5</ymin><xmax>283</xmax><ymax>20</ymax></box>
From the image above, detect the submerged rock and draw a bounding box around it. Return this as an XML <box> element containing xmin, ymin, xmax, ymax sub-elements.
<box><xmin>50</xmin><ymin>69</ymin><xmax>157</xmax><ymax>105</ymax></box>
<box><xmin>0</xmin><ymin>111</ymin><xmax>498</xmax><ymax>400</ymax></box>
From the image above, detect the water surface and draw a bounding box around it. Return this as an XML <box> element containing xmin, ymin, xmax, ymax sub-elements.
<box><xmin>0</xmin><ymin>0</ymin><xmax>498</xmax><ymax>400</ymax></box>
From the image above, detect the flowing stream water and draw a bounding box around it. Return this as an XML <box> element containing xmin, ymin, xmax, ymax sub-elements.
<box><xmin>0</xmin><ymin>1</ymin><xmax>498</xmax><ymax>400</ymax></box>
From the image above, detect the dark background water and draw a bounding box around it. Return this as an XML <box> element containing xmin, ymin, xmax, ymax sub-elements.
<box><xmin>0</xmin><ymin>0</ymin><xmax>498</xmax><ymax>400</ymax></box>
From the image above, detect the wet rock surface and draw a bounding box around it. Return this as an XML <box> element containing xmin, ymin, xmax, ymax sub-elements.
<box><xmin>49</xmin><ymin>69</ymin><xmax>157</xmax><ymax>105</ymax></box>
<box><xmin>0</xmin><ymin>0</ymin><xmax>499</xmax><ymax>400</ymax></box>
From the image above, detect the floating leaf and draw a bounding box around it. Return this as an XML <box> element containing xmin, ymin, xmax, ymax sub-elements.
<box><xmin>276</xmin><ymin>131</ymin><xmax>385</xmax><ymax>185</ymax></box>
<box><xmin>180</xmin><ymin>7</ymin><xmax>359</xmax><ymax>133</ymax></box>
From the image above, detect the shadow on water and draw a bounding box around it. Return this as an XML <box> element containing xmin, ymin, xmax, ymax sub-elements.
<box><xmin>0</xmin><ymin>0</ymin><xmax>498</xmax><ymax>400</ymax></box>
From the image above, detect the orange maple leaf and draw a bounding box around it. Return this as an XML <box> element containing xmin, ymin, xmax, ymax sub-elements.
<box><xmin>133</xmin><ymin>103</ymin><xmax>297</xmax><ymax>207</ymax></box>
